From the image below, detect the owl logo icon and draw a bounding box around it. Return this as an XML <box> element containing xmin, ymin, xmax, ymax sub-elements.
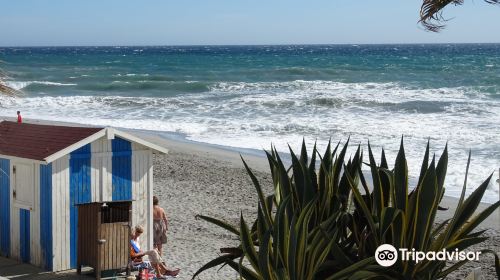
<box><xmin>375</xmin><ymin>244</ymin><xmax>398</xmax><ymax>267</ymax></box>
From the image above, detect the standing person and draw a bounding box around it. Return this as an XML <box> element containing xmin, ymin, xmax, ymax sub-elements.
<box><xmin>153</xmin><ymin>196</ymin><xmax>168</xmax><ymax>255</ymax></box>
<box><xmin>17</xmin><ymin>111</ymin><xmax>22</xmax><ymax>123</ymax></box>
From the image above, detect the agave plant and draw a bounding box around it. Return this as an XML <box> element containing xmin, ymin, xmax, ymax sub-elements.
<box><xmin>194</xmin><ymin>139</ymin><xmax>500</xmax><ymax>279</ymax></box>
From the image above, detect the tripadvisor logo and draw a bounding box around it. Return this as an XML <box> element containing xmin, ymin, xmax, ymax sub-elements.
<box><xmin>375</xmin><ymin>244</ymin><xmax>398</xmax><ymax>267</ymax></box>
<box><xmin>375</xmin><ymin>244</ymin><xmax>481</xmax><ymax>267</ymax></box>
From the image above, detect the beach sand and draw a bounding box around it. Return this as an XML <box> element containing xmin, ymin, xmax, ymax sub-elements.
<box><xmin>1</xmin><ymin>118</ymin><xmax>499</xmax><ymax>279</ymax></box>
<box><xmin>133</xmin><ymin>131</ymin><xmax>270</xmax><ymax>279</ymax></box>
<box><xmin>139</xmin><ymin>131</ymin><xmax>499</xmax><ymax>280</ymax></box>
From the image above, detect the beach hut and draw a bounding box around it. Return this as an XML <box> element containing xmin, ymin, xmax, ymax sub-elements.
<box><xmin>0</xmin><ymin>120</ymin><xmax>168</xmax><ymax>272</ymax></box>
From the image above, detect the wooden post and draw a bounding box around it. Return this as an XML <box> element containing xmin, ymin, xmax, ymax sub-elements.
<box><xmin>96</xmin><ymin>206</ymin><xmax>102</xmax><ymax>280</ymax></box>
<box><xmin>76</xmin><ymin>205</ymin><xmax>81</xmax><ymax>275</ymax></box>
<box><xmin>465</xmin><ymin>267</ymin><xmax>481</xmax><ymax>280</ymax></box>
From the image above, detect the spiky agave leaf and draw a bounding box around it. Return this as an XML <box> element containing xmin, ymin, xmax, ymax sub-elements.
<box><xmin>344</xmin><ymin>164</ymin><xmax>380</xmax><ymax>246</ymax></box>
<box><xmin>324</xmin><ymin>257</ymin><xmax>377</xmax><ymax>280</ymax></box>
<box><xmin>195</xmin><ymin>215</ymin><xmax>240</xmax><ymax>236</ymax></box>
<box><xmin>240</xmin><ymin>213</ymin><xmax>260</xmax><ymax>274</ymax></box>
<box><xmin>241</xmin><ymin>156</ymin><xmax>273</xmax><ymax>227</ymax></box>
<box><xmin>367</xmin><ymin>141</ymin><xmax>384</xmax><ymax>216</ymax></box>
<box><xmin>191</xmin><ymin>253</ymin><xmax>241</xmax><ymax>280</ymax></box>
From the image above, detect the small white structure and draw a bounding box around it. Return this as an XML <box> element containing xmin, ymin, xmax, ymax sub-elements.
<box><xmin>0</xmin><ymin>121</ymin><xmax>168</xmax><ymax>271</ymax></box>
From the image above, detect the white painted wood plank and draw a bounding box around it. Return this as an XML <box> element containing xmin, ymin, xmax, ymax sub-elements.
<box><xmin>105</xmin><ymin>157</ymin><xmax>112</xmax><ymax>201</ymax></box>
<box><xmin>62</xmin><ymin>156</ymin><xmax>70</xmax><ymax>271</ymax></box>
<box><xmin>52</xmin><ymin>157</ymin><xmax>66</xmax><ymax>271</ymax></box>
<box><xmin>52</xmin><ymin>159</ymin><xmax>60</xmax><ymax>271</ymax></box>
<box><xmin>131</xmin><ymin>150</ymin><xmax>151</xmax><ymax>250</ymax></box>
<box><xmin>132</xmin><ymin>142</ymin><xmax>145</xmax><ymax>151</ymax></box>
<box><xmin>53</xmin><ymin>158</ymin><xmax>61</xmax><ymax>271</ymax></box>
<box><xmin>140</xmin><ymin>153</ymin><xmax>147</xmax><ymax>249</ymax></box>
<box><xmin>103</xmin><ymin>138</ymin><xmax>113</xmax><ymax>202</ymax></box>
<box><xmin>51</xmin><ymin>156</ymin><xmax>71</xmax><ymax>271</ymax></box>
<box><xmin>147</xmin><ymin>150</ymin><xmax>153</xmax><ymax>250</ymax></box>
<box><xmin>131</xmin><ymin>152</ymin><xmax>139</xmax><ymax>245</ymax></box>
<box><xmin>91</xmin><ymin>141</ymin><xmax>100</xmax><ymax>202</ymax></box>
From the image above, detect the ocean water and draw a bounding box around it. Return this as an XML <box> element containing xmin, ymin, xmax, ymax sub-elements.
<box><xmin>0</xmin><ymin>45</ymin><xmax>499</xmax><ymax>203</ymax></box>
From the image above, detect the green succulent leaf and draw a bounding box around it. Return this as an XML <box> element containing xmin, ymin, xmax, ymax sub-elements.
<box><xmin>191</xmin><ymin>254</ymin><xmax>239</xmax><ymax>280</ymax></box>
<box><xmin>325</xmin><ymin>257</ymin><xmax>376</xmax><ymax>280</ymax></box>
<box><xmin>393</xmin><ymin>137</ymin><xmax>408</xmax><ymax>212</ymax></box>
<box><xmin>226</xmin><ymin>259</ymin><xmax>261</xmax><ymax>280</ymax></box>
<box><xmin>242</xmin><ymin>156</ymin><xmax>273</xmax><ymax>227</ymax></box>
<box><xmin>196</xmin><ymin>215</ymin><xmax>240</xmax><ymax>236</ymax></box>
<box><xmin>410</xmin><ymin>159</ymin><xmax>438</xmax><ymax>251</ymax></box>
<box><xmin>240</xmin><ymin>213</ymin><xmax>261</xmax><ymax>274</ymax></box>
<box><xmin>258</xmin><ymin>230</ymin><xmax>273</xmax><ymax>280</ymax></box>
<box><xmin>368</xmin><ymin>141</ymin><xmax>383</xmax><ymax>215</ymax></box>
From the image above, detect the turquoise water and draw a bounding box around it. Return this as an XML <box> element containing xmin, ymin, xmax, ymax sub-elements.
<box><xmin>1</xmin><ymin>44</ymin><xmax>499</xmax><ymax>202</ymax></box>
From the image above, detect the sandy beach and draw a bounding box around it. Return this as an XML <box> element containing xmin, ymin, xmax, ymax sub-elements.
<box><xmin>132</xmin><ymin>129</ymin><xmax>500</xmax><ymax>280</ymax></box>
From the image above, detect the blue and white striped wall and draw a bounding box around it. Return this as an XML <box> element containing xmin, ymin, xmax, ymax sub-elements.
<box><xmin>0</xmin><ymin>158</ymin><xmax>46</xmax><ymax>268</ymax></box>
<box><xmin>0</xmin><ymin>136</ymin><xmax>154</xmax><ymax>272</ymax></box>
<box><xmin>0</xmin><ymin>158</ymin><xmax>11</xmax><ymax>258</ymax></box>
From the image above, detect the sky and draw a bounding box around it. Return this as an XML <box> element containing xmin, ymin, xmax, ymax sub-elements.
<box><xmin>0</xmin><ymin>0</ymin><xmax>499</xmax><ymax>46</ymax></box>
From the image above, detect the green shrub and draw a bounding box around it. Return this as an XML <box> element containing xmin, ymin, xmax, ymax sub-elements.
<box><xmin>193</xmin><ymin>139</ymin><xmax>500</xmax><ymax>280</ymax></box>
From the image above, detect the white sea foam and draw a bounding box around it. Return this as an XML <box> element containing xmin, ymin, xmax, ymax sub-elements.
<box><xmin>5</xmin><ymin>81</ymin><xmax>77</xmax><ymax>90</ymax></box>
<box><xmin>1</xmin><ymin>80</ymin><xmax>498</xmax><ymax>202</ymax></box>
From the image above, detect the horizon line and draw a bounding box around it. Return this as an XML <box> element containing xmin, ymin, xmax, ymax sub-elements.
<box><xmin>1</xmin><ymin>42</ymin><xmax>500</xmax><ymax>48</ymax></box>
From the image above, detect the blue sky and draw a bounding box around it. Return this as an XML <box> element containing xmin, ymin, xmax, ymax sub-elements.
<box><xmin>1</xmin><ymin>0</ymin><xmax>499</xmax><ymax>46</ymax></box>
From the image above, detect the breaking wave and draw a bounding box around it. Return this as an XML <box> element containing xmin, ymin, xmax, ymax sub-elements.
<box><xmin>5</xmin><ymin>81</ymin><xmax>77</xmax><ymax>90</ymax></box>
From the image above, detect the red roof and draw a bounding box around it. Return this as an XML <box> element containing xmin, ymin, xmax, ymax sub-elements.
<box><xmin>0</xmin><ymin>121</ymin><xmax>103</xmax><ymax>161</ymax></box>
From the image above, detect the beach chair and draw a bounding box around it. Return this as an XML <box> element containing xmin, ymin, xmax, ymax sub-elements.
<box><xmin>128</xmin><ymin>245</ymin><xmax>158</xmax><ymax>280</ymax></box>
<box><xmin>128</xmin><ymin>260</ymin><xmax>156</xmax><ymax>280</ymax></box>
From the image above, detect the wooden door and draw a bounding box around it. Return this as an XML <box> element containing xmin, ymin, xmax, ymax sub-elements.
<box><xmin>12</xmin><ymin>163</ymin><xmax>34</xmax><ymax>210</ymax></box>
<box><xmin>12</xmin><ymin>163</ymin><xmax>34</xmax><ymax>263</ymax></box>
<box><xmin>98</xmin><ymin>223</ymin><xmax>129</xmax><ymax>271</ymax></box>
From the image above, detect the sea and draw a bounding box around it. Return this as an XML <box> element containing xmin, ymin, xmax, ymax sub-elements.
<box><xmin>0</xmin><ymin>44</ymin><xmax>499</xmax><ymax>203</ymax></box>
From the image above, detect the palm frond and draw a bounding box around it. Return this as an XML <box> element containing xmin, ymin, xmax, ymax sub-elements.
<box><xmin>0</xmin><ymin>64</ymin><xmax>22</xmax><ymax>96</ymax></box>
<box><xmin>419</xmin><ymin>0</ymin><xmax>500</xmax><ymax>32</ymax></box>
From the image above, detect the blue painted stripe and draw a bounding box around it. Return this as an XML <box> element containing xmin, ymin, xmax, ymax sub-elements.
<box><xmin>69</xmin><ymin>153</ymin><xmax>92</xmax><ymax>159</ymax></box>
<box><xmin>69</xmin><ymin>144</ymin><xmax>92</xmax><ymax>269</ymax></box>
<box><xmin>112</xmin><ymin>151</ymin><xmax>132</xmax><ymax>157</ymax></box>
<box><xmin>0</xmin><ymin>158</ymin><xmax>10</xmax><ymax>257</ymax></box>
<box><xmin>40</xmin><ymin>163</ymin><xmax>53</xmax><ymax>270</ymax></box>
<box><xmin>20</xmin><ymin>209</ymin><xmax>30</xmax><ymax>263</ymax></box>
<box><xmin>112</xmin><ymin>138</ymin><xmax>132</xmax><ymax>201</ymax></box>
